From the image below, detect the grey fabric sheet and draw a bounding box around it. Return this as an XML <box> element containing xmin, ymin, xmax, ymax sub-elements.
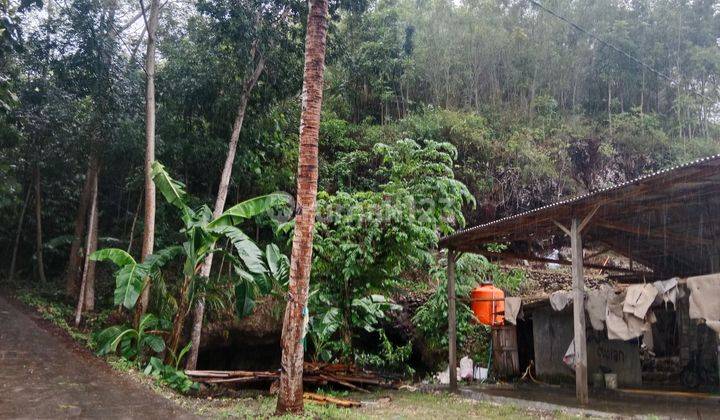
<box><xmin>504</xmin><ymin>297</ymin><xmax>523</xmax><ymax>325</ymax></box>
<box><xmin>550</xmin><ymin>290</ymin><xmax>572</xmax><ymax>311</ymax></box>
<box><xmin>687</xmin><ymin>274</ymin><xmax>720</xmax><ymax>322</ymax></box>
<box><xmin>606</xmin><ymin>290</ymin><xmax>653</xmax><ymax>341</ymax></box>
<box><xmin>653</xmin><ymin>277</ymin><xmax>679</xmax><ymax>307</ymax></box>
<box><xmin>585</xmin><ymin>287</ymin><xmax>610</xmax><ymax>331</ymax></box>
<box><xmin>623</xmin><ymin>284</ymin><xmax>658</xmax><ymax>319</ymax></box>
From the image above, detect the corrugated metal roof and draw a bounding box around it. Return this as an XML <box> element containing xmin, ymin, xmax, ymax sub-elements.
<box><xmin>440</xmin><ymin>153</ymin><xmax>720</xmax><ymax>248</ymax></box>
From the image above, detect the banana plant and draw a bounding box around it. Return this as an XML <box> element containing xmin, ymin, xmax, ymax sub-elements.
<box><xmin>95</xmin><ymin>313</ymin><xmax>168</xmax><ymax>364</ymax></box>
<box><xmin>90</xmin><ymin>246</ymin><xmax>183</xmax><ymax>309</ymax></box>
<box><xmin>234</xmin><ymin>243</ymin><xmax>291</xmax><ymax>317</ymax></box>
<box><xmin>93</xmin><ymin>162</ymin><xmax>290</xmax><ymax>316</ymax></box>
<box><xmin>147</xmin><ymin>161</ymin><xmax>290</xmax><ymax>359</ymax></box>
<box><xmin>151</xmin><ymin>161</ymin><xmax>288</xmax><ymax>284</ymax></box>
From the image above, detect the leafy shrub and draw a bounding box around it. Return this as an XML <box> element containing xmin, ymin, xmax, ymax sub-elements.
<box><xmin>144</xmin><ymin>357</ymin><xmax>198</xmax><ymax>393</ymax></box>
<box><xmin>94</xmin><ymin>313</ymin><xmax>168</xmax><ymax>365</ymax></box>
<box><xmin>413</xmin><ymin>253</ymin><xmax>525</xmax><ymax>357</ymax></box>
<box><xmin>355</xmin><ymin>330</ymin><xmax>415</xmax><ymax>377</ymax></box>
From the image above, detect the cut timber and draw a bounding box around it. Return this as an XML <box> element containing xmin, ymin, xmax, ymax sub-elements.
<box><xmin>185</xmin><ymin>363</ymin><xmax>398</xmax><ymax>391</ymax></box>
<box><xmin>318</xmin><ymin>374</ymin><xmax>369</xmax><ymax>393</ymax></box>
<box><xmin>303</xmin><ymin>392</ymin><xmax>361</xmax><ymax>408</ymax></box>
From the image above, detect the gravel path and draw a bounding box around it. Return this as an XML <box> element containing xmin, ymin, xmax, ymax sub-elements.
<box><xmin>0</xmin><ymin>295</ymin><xmax>196</xmax><ymax>419</ymax></box>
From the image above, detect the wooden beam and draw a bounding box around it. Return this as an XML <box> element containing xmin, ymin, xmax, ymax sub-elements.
<box><xmin>474</xmin><ymin>250</ymin><xmax>640</xmax><ymax>273</ymax></box>
<box><xmin>553</xmin><ymin>220</ymin><xmax>571</xmax><ymax>236</ymax></box>
<box><xmin>584</xmin><ymin>246</ymin><xmax>610</xmax><ymax>260</ymax></box>
<box><xmin>578</xmin><ymin>204</ymin><xmax>601</xmax><ymax>232</ymax></box>
<box><xmin>447</xmin><ymin>248</ymin><xmax>457</xmax><ymax>392</ymax></box>
<box><xmin>570</xmin><ymin>217</ymin><xmax>589</xmax><ymax>405</ymax></box>
<box><xmin>594</xmin><ymin>219</ymin><xmax>711</xmax><ymax>246</ymax></box>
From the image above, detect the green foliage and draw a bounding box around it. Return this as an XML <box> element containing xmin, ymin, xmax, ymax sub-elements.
<box><xmin>355</xmin><ymin>330</ymin><xmax>415</xmax><ymax>377</ymax></box>
<box><xmin>308</xmin><ymin>306</ymin><xmax>342</xmax><ymax>362</ymax></box>
<box><xmin>144</xmin><ymin>356</ymin><xmax>198</xmax><ymax>393</ymax></box>
<box><xmin>413</xmin><ymin>253</ymin><xmax>524</xmax><ymax>355</ymax></box>
<box><xmin>91</xmin><ymin>247</ymin><xmax>183</xmax><ymax>309</ymax></box>
<box><xmin>148</xmin><ymin>161</ymin><xmax>290</xmax><ymax>318</ymax></box>
<box><xmin>94</xmin><ymin>313</ymin><xmax>169</xmax><ymax>365</ymax></box>
<box><xmin>308</xmin><ymin>139</ymin><xmax>472</xmax><ymax>362</ymax></box>
<box><xmin>234</xmin><ymin>243</ymin><xmax>290</xmax><ymax>317</ymax></box>
<box><xmin>151</xmin><ymin>162</ymin><xmax>188</xmax><ymax>210</ymax></box>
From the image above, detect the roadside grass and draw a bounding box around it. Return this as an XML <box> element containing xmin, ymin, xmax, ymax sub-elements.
<box><xmin>13</xmin><ymin>288</ymin><xmax>588</xmax><ymax>419</ymax></box>
<box><xmin>177</xmin><ymin>389</ymin><xmax>588</xmax><ymax>419</ymax></box>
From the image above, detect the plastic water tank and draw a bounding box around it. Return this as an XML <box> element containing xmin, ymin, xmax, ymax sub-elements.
<box><xmin>470</xmin><ymin>283</ymin><xmax>505</xmax><ymax>326</ymax></box>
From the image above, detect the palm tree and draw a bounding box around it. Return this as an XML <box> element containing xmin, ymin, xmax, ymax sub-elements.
<box><xmin>275</xmin><ymin>0</ymin><xmax>329</xmax><ymax>414</ymax></box>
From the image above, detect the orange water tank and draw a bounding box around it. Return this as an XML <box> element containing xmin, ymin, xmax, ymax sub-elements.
<box><xmin>471</xmin><ymin>283</ymin><xmax>505</xmax><ymax>326</ymax></box>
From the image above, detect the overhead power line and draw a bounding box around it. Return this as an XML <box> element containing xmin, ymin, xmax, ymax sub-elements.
<box><xmin>527</xmin><ymin>0</ymin><xmax>715</xmax><ymax>102</ymax></box>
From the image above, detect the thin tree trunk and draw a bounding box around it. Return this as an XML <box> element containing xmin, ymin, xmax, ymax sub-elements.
<box><xmin>74</xmin><ymin>168</ymin><xmax>98</xmax><ymax>326</ymax></box>
<box><xmin>276</xmin><ymin>0</ymin><xmax>329</xmax><ymax>414</ymax></box>
<box><xmin>126</xmin><ymin>193</ymin><xmax>143</xmax><ymax>254</ymax></box>
<box><xmin>33</xmin><ymin>167</ymin><xmax>47</xmax><ymax>284</ymax></box>
<box><xmin>64</xmin><ymin>164</ymin><xmax>93</xmax><ymax>296</ymax></box>
<box><xmin>84</xmin><ymin>180</ymin><xmax>99</xmax><ymax>312</ymax></box>
<box><xmin>134</xmin><ymin>0</ymin><xmax>161</xmax><ymax>326</ymax></box>
<box><xmin>640</xmin><ymin>71</ymin><xmax>645</xmax><ymax>116</ymax></box>
<box><xmin>607</xmin><ymin>78</ymin><xmax>612</xmax><ymax>126</ymax></box>
<box><xmin>185</xmin><ymin>49</ymin><xmax>266</xmax><ymax>370</ymax></box>
<box><xmin>8</xmin><ymin>181</ymin><xmax>32</xmax><ymax>283</ymax></box>
<box><xmin>165</xmin><ymin>274</ymin><xmax>193</xmax><ymax>364</ymax></box>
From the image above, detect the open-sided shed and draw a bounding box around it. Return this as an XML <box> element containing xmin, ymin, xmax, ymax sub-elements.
<box><xmin>439</xmin><ymin>154</ymin><xmax>720</xmax><ymax>403</ymax></box>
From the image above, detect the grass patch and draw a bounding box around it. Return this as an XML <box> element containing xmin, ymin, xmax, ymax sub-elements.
<box><xmin>177</xmin><ymin>390</ymin><xmax>584</xmax><ymax>419</ymax></box>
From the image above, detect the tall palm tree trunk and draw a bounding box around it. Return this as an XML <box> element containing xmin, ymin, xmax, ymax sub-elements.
<box><xmin>276</xmin><ymin>0</ymin><xmax>329</xmax><ymax>414</ymax></box>
<box><xmin>134</xmin><ymin>0</ymin><xmax>162</xmax><ymax>326</ymax></box>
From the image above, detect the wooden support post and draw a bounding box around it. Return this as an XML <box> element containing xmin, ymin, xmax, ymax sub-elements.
<box><xmin>570</xmin><ymin>217</ymin><xmax>589</xmax><ymax>405</ymax></box>
<box><xmin>447</xmin><ymin>248</ymin><xmax>457</xmax><ymax>392</ymax></box>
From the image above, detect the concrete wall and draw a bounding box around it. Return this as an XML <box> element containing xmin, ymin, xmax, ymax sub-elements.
<box><xmin>532</xmin><ymin>307</ymin><xmax>574</xmax><ymax>382</ymax></box>
<box><xmin>532</xmin><ymin>306</ymin><xmax>642</xmax><ymax>386</ymax></box>
<box><xmin>587</xmin><ymin>332</ymin><xmax>642</xmax><ymax>386</ymax></box>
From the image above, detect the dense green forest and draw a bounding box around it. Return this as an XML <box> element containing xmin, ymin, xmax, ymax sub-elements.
<box><xmin>1</xmin><ymin>0</ymin><xmax>719</xmax><ymax>400</ymax></box>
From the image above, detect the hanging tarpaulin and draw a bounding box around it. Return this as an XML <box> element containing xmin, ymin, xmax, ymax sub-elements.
<box><xmin>623</xmin><ymin>284</ymin><xmax>657</xmax><ymax>319</ymax></box>
<box><xmin>585</xmin><ymin>286</ymin><xmax>611</xmax><ymax>331</ymax></box>
<box><xmin>563</xmin><ymin>339</ymin><xmax>575</xmax><ymax>371</ymax></box>
<box><xmin>605</xmin><ymin>290</ymin><xmax>655</xmax><ymax>341</ymax></box>
<box><xmin>653</xmin><ymin>277</ymin><xmax>680</xmax><ymax>307</ymax></box>
<box><xmin>687</xmin><ymin>274</ymin><xmax>720</xmax><ymax>322</ymax></box>
<box><xmin>549</xmin><ymin>290</ymin><xmax>571</xmax><ymax>311</ymax></box>
<box><xmin>504</xmin><ymin>297</ymin><xmax>523</xmax><ymax>325</ymax></box>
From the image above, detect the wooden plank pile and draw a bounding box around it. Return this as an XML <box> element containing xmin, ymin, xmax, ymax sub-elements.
<box><xmin>185</xmin><ymin>362</ymin><xmax>399</xmax><ymax>392</ymax></box>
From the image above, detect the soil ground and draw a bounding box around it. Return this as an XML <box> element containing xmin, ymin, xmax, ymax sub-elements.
<box><xmin>462</xmin><ymin>384</ymin><xmax>720</xmax><ymax>418</ymax></box>
<box><xmin>0</xmin><ymin>294</ymin><xmax>195</xmax><ymax>419</ymax></box>
<box><xmin>4</xmin><ymin>290</ymin><xmax>720</xmax><ymax>419</ymax></box>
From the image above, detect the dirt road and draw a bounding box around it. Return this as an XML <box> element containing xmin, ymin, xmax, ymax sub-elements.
<box><xmin>0</xmin><ymin>295</ymin><xmax>196</xmax><ymax>419</ymax></box>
